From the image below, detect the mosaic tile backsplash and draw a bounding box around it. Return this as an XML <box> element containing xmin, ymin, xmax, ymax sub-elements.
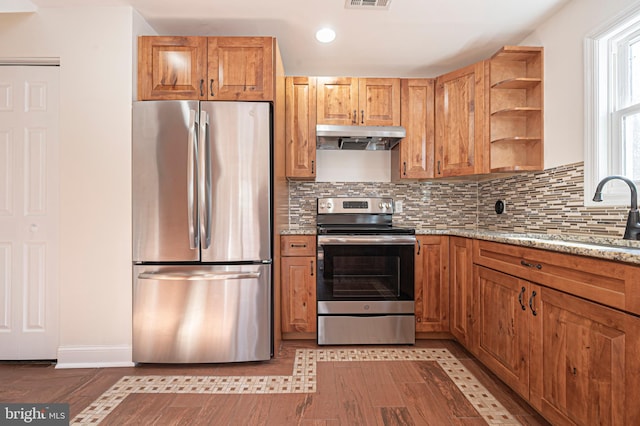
<box><xmin>288</xmin><ymin>162</ymin><xmax>631</xmax><ymax>239</ymax></box>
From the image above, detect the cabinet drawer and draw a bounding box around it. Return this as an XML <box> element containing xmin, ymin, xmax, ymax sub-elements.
<box><xmin>473</xmin><ymin>240</ymin><xmax>640</xmax><ymax>315</ymax></box>
<box><xmin>281</xmin><ymin>235</ymin><xmax>316</xmax><ymax>256</ymax></box>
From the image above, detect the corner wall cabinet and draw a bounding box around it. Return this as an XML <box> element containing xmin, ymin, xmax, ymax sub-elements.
<box><xmin>472</xmin><ymin>239</ymin><xmax>640</xmax><ymax>425</ymax></box>
<box><xmin>414</xmin><ymin>236</ymin><xmax>449</xmax><ymax>332</ymax></box>
<box><xmin>316</xmin><ymin>77</ymin><xmax>400</xmax><ymax>126</ymax></box>
<box><xmin>285</xmin><ymin>77</ymin><xmax>316</xmax><ymax>180</ymax></box>
<box><xmin>392</xmin><ymin>79</ymin><xmax>435</xmax><ymax>180</ymax></box>
<box><xmin>280</xmin><ymin>235</ymin><xmax>317</xmax><ymax>338</ymax></box>
<box><xmin>138</xmin><ymin>36</ymin><xmax>275</xmax><ymax>101</ymax></box>
<box><xmin>488</xmin><ymin>46</ymin><xmax>544</xmax><ymax>172</ymax></box>
<box><xmin>434</xmin><ymin>61</ymin><xmax>489</xmax><ymax>177</ymax></box>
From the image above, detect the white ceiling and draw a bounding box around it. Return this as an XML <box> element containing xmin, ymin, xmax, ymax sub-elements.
<box><xmin>27</xmin><ymin>0</ymin><xmax>571</xmax><ymax>77</ymax></box>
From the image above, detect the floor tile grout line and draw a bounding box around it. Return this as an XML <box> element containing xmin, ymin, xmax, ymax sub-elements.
<box><xmin>70</xmin><ymin>348</ymin><xmax>521</xmax><ymax>425</ymax></box>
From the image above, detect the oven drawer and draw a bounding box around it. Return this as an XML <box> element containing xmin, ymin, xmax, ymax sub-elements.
<box><xmin>318</xmin><ymin>314</ymin><xmax>415</xmax><ymax>345</ymax></box>
<box><xmin>318</xmin><ymin>300</ymin><xmax>414</xmax><ymax>315</ymax></box>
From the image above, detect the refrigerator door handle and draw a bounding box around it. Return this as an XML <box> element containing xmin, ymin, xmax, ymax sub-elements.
<box><xmin>138</xmin><ymin>271</ymin><xmax>261</xmax><ymax>281</ymax></box>
<box><xmin>198</xmin><ymin>109</ymin><xmax>212</xmax><ymax>250</ymax></box>
<box><xmin>187</xmin><ymin>109</ymin><xmax>199</xmax><ymax>250</ymax></box>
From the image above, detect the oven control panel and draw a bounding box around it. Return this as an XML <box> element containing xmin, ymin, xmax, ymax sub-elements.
<box><xmin>317</xmin><ymin>197</ymin><xmax>394</xmax><ymax>214</ymax></box>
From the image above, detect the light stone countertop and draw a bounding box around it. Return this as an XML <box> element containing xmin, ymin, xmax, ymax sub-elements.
<box><xmin>280</xmin><ymin>227</ymin><xmax>640</xmax><ymax>265</ymax></box>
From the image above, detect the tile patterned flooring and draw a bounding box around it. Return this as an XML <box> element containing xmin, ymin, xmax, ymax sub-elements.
<box><xmin>72</xmin><ymin>348</ymin><xmax>521</xmax><ymax>425</ymax></box>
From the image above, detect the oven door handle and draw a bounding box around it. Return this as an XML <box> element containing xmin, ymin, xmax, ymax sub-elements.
<box><xmin>318</xmin><ymin>235</ymin><xmax>416</xmax><ymax>245</ymax></box>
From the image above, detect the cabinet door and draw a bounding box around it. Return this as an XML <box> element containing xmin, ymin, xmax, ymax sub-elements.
<box><xmin>285</xmin><ymin>77</ymin><xmax>316</xmax><ymax>179</ymax></box>
<box><xmin>435</xmin><ymin>61</ymin><xmax>488</xmax><ymax>177</ymax></box>
<box><xmin>358</xmin><ymin>78</ymin><xmax>400</xmax><ymax>126</ymax></box>
<box><xmin>281</xmin><ymin>256</ymin><xmax>316</xmax><ymax>333</ymax></box>
<box><xmin>393</xmin><ymin>79</ymin><xmax>434</xmax><ymax>180</ymax></box>
<box><xmin>316</xmin><ymin>77</ymin><xmax>359</xmax><ymax>125</ymax></box>
<box><xmin>449</xmin><ymin>237</ymin><xmax>475</xmax><ymax>350</ymax></box>
<box><xmin>475</xmin><ymin>266</ymin><xmax>530</xmax><ymax>398</ymax></box>
<box><xmin>414</xmin><ymin>236</ymin><xmax>449</xmax><ymax>332</ymax></box>
<box><xmin>138</xmin><ymin>36</ymin><xmax>207</xmax><ymax>100</ymax></box>
<box><xmin>530</xmin><ymin>286</ymin><xmax>640</xmax><ymax>426</ymax></box>
<box><xmin>207</xmin><ymin>37</ymin><xmax>274</xmax><ymax>101</ymax></box>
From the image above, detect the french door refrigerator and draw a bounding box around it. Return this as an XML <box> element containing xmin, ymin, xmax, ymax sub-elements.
<box><xmin>132</xmin><ymin>101</ymin><xmax>272</xmax><ymax>363</ymax></box>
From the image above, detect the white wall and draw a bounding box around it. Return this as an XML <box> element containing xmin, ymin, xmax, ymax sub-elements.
<box><xmin>521</xmin><ymin>0</ymin><xmax>640</xmax><ymax>169</ymax></box>
<box><xmin>0</xmin><ymin>7</ymin><xmax>136</xmax><ymax>366</ymax></box>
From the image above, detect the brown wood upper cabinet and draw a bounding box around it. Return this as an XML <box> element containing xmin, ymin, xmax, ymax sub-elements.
<box><xmin>392</xmin><ymin>79</ymin><xmax>435</xmax><ymax>180</ymax></box>
<box><xmin>434</xmin><ymin>61</ymin><xmax>489</xmax><ymax>177</ymax></box>
<box><xmin>316</xmin><ymin>77</ymin><xmax>400</xmax><ymax>126</ymax></box>
<box><xmin>138</xmin><ymin>36</ymin><xmax>275</xmax><ymax>101</ymax></box>
<box><xmin>285</xmin><ymin>77</ymin><xmax>316</xmax><ymax>180</ymax></box>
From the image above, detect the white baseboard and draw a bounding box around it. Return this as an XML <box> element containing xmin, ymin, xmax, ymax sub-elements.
<box><xmin>56</xmin><ymin>345</ymin><xmax>135</xmax><ymax>369</ymax></box>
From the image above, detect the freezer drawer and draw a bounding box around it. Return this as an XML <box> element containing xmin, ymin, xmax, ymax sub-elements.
<box><xmin>133</xmin><ymin>264</ymin><xmax>271</xmax><ymax>363</ymax></box>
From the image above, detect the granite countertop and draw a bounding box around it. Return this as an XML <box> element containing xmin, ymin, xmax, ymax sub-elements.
<box><xmin>281</xmin><ymin>227</ymin><xmax>640</xmax><ymax>265</ymax></box>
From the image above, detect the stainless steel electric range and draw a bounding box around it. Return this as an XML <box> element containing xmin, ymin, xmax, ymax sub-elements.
<box><xmin>316</xmin><ymin>197</ymin><xmax>416</xmax><ymax>345</ymax></box>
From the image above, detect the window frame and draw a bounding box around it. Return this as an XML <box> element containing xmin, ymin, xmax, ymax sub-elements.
<box><xmin>584</xmin><ymin>2</ymin><xmax>640</xmax><ymax>207</ymax></box>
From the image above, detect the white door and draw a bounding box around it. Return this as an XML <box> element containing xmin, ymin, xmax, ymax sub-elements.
<box><xmin>0</xmin><ymin>65</ymin><xmax>59</xmax><ymax>359</ymax></box>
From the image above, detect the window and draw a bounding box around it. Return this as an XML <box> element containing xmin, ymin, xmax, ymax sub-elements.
<box><xmin>585</xmin><ymin>3</ymin><xmax>640</xmax><ymax>206</ymax></box>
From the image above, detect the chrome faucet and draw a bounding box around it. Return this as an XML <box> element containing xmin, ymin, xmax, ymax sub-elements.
<box><xmin>592</xmin><ymin>175</ymin><xmax>640</xmax><ymax>240</ymax></box>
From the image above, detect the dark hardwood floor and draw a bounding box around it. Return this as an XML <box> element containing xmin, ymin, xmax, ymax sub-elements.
<box><xmin>0</xmin><ymin>340</ymin><xmax>549</xmax><ymax>425</ymax></box>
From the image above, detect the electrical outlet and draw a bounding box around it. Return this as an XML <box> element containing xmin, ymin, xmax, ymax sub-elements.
<box><xmin>395</xmin><ymin>200</ymin><xmax>403</xmax><ymax>213</ymax></box>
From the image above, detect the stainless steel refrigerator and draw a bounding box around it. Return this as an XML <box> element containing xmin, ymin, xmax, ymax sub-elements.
<box><xmin>132</xmin><ymin>100</ymin><xmax>272</xmax><ymax>363</ymax></box>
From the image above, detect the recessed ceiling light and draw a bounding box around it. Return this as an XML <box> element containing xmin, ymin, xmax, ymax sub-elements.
<box><xmin>316</xmin><ymin>28</ymin><xmax>336</xmax><ymax>43</ymax></box>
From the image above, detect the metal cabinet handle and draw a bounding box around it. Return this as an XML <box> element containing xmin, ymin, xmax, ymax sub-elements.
<box><xmin>361</xmin><ymin>109</ymin><xmax>364</xmax><ymax>124</ymax></box>
<box><xmin>529</xmin><ymin>290</ymin><xmax>538</xmax><ymax>316</ymax></box>
<box><xmin>311</xmin><ymin>160</ymin><xmax>315</xmax><ymax>174</ymax></box>
<box><xmin>199</xmin><ymin>79</ymin><xmax>205</xmax><ymax>97</ymax></box>
<box><xmin>416</xmin><ymin>239</ymin><xmax>421</xmax><ymax>255</ymax></box>
<box><xmin>518</xmin><ymin>286</ymin><xmax>526</xmax><ymax>311</ymax></box>
<box><xmin>352</xmin><ymin>109</ymin><xmax>357</xmax><ymax>124</ymax></box>
<box><xmin>403</xmin><ymin>162</ymin><xmax>407</xmax><ymax>176</ymax></box>
<box><xmin>520</xmin><ymin>260</ymin><xmax>542</xmax><ymax>270</ymax></box>
<box><xmin>210</xmin><ymin>79</ymin><xmax>215</xmax><ymax>97</ymax></box>
<box><xmin>310</xmin><ymin>260</ymin><xmax>314</xmax><ymax>276</ymax></box>
<box><xmin>290</xmin><ymin>243</ymin><xmax>307</xmax><ymax>248</ymax></box>
<box><xmin>437</xmin><ymin>160</ymin><xmax>441</xmax><ymax>175</ymax></box>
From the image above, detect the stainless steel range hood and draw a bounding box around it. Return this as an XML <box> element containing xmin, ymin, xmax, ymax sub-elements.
<box><xmin>316</xmin><ymin>124</ymin><xmax>406</xmax><ymax>150</ymax></box>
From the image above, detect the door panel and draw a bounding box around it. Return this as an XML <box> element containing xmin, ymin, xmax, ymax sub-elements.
<box><xmin>0</xmin><ymin>65</ymin><xmax>59</xmax><ymax>359</ymax></box>
<box><xmin>132</xmin><ymin>100</ymin><xmax>200</xmax><ymax>262</ymax></box>
<box><xmin>200</xmin><ymin>102</ymin><xmax>271</xmax><ymax>262</ymax></box>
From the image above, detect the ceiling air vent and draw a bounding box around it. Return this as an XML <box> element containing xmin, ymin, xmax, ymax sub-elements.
<box><xmin>345</xmin><ymin>0</ymin><xmax>392</xmax><ymax>10</ymax></box>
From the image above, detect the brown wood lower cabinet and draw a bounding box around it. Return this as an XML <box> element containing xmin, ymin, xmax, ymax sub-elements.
<box><xmin>475</xmin><ymin>266</ymin><xmax>531</xmax><ymax>397</ymax></box>
<box><xmin>280</xmin><ymin>235</ymin><xmax>316</xmax><ymax>338</ymax></box>
<box><xmin>472</xmin><ymin>241</ymin><xmax>640</xmax><ymax>426</ymax></box>
<box><xmin>449</xmin><ymin>237</ymin><xmax>475</xmax><ymax>348</ymax></box>
<box><xmin>414</xmin><ymin>236</ymin><xmax>449</xmax><ymax>332</ymax></box>
<box><xmin>530</xmin><ymin>286</ymin><xmax>640</xmax><ymax>426</ymax></box>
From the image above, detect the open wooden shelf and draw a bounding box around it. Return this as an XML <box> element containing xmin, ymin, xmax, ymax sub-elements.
<box><xmin>490</xmin><ymin>165</ymin><xmax>542</xmax><ymax>173</ymax></box>
<box><xmin>491</xmin><ymin>136</ymin><xmax>541</xmax><ymax>144</ymax></box>
<box><xmin>491</xmin><ymin>107</ymin><xmax>541</xmax><ymax>117</ymax></box>
<box><xmin>489</xmin><ymin>46</ymin><xmax>544</xmax><ymax>172</ymax></box>
<box><xmin>491</xmin><ymin>78</ymin><xmax>541</xmax><ymax>90</ymax></box>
